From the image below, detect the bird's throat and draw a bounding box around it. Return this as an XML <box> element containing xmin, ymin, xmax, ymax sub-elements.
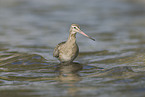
<box><xmin>66</xmin><ymin>33</ymin><xmax>76</xmax><ymax>44</ymax></box>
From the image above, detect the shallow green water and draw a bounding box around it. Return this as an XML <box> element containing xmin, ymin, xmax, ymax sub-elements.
<box><xmin>0</xmin><ymin>0</ymin><xmax>145</xmax><ymax>97</ymax></box>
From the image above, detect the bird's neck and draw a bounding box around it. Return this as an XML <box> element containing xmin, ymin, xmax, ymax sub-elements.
<box><xmin>66</xmin><ymin>33</ymin><xmax>76</xmax><ymax>44</ymax></box>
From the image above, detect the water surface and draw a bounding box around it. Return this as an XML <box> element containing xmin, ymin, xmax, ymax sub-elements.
<box><xmin>0</xmin><ymin>0</ymin><xmax>145</xmax><ymax>97</ymax></box>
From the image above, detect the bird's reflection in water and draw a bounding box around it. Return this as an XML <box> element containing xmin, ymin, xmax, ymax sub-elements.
<box><xmin>56</xmin><ymin>62</ymin><xmax>83</xmax><ymax>83</ymax></box>
<box><xmin>55</xmin><ymin>62</ymin><xmax>83</xmax><ymax>96</ymax></box>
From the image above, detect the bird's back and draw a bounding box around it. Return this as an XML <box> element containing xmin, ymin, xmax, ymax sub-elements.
<box><xmin>53</xmin><ymin>41</ymin><xmax>66</xmax><ymax>58</ymax></box>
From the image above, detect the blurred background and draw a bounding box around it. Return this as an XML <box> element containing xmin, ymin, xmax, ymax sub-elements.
<box><xmin>0</xmin><ymin>0</ymin><xmax>145</xmax><ymax>97</ymax></box>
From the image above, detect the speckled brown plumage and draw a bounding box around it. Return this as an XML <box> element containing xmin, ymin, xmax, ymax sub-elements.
<box><xmin>53</xmin><ymin>24</ymin><xmax>95</xmax><ymax>63</ymax></box>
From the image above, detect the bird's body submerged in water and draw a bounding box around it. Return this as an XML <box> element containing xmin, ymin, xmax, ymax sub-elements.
<box><xmin>53</xmin><ymin>24</ymin><xmax>95</xmax><ymax>63</ymax></box>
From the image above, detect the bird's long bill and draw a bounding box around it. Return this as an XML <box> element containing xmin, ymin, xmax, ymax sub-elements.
<box><xmin>79</xmin><ymin>30</ymin><xmax>95</xmax><ymax>41</ymax></box>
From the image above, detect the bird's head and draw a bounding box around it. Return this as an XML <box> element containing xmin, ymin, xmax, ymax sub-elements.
<box><xmin>69</xmin><ymin>24</ymin><xmax>95</xmax><ymax>41</ymax></box>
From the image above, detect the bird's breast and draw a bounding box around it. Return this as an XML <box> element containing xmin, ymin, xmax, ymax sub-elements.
<box><xmin>59</xmin><ymin>43</ymin><xmax>78</xmax><ymax>62</ymax></box>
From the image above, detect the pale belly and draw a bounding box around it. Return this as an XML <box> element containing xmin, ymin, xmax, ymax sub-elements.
<box><xmin>60</xmin><ymin>54</ymin><xmax>73</xmax><ymax>62</ymax></box>
<box><xmin>58</xmin><ymin>45</ymin><xmax>79</xmax><ymax>62</ymax></box>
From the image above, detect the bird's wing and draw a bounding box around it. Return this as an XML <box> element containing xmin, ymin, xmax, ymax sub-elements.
<box><xmin>53</xmin><ymin>41</ymin><xmax>66</xmax><ymax>58</ymax></box>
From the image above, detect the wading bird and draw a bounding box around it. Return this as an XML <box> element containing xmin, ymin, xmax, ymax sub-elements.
<box><xmin>53</xmin><ymin>24</ymin><xmax>95</xmax><ymax>63</ymax></box>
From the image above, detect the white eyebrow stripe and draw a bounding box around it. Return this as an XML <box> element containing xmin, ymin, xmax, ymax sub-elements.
<box><xmin>72</xmin><ymin>26</ymin><xmax>78</xmax><ymax>28</ymax></box>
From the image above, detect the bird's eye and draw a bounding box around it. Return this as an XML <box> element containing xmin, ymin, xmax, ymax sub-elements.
<box><xmin>74</xmin><ymin>27</ymin><xmax>77</xmax><ymax>29</ymax></box>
